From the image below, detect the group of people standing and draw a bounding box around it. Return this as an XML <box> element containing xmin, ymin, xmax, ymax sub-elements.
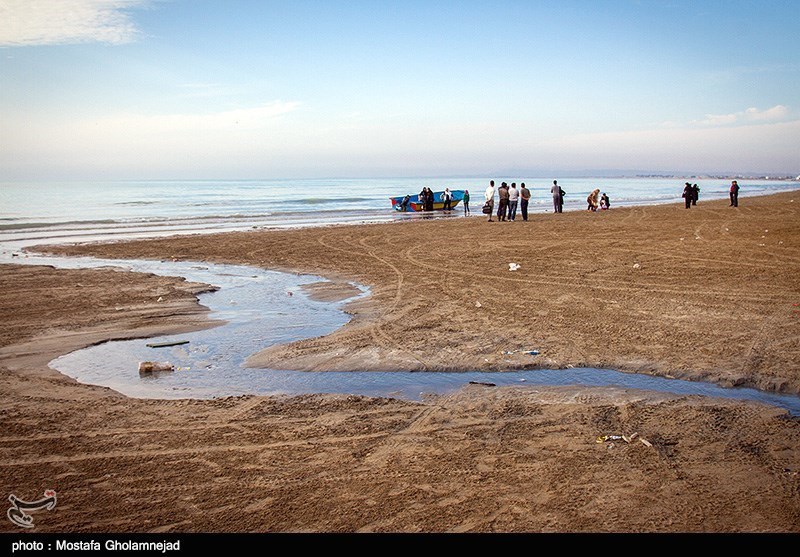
<box><xmin>416</xmin><ymin>187</ymin><xmax>436</xmax><ymax>211</ymax></box>
<box><xmin>482</xmin><ymin>179</ymin><xmax>611</xmax><ymax>221</ymax></box>
<box><xmin>415</xmin><ymin>187</ymin><xmax>458</xmax><ymax>211</ymax></box>
<box><xmin>682</xmin><ymin>182</ymin><xmax>701</xmax><ymax>208</ymax></box>
<box><xmin>474</xmin><ymin>178</ymin><xmax>743</xmax><ymax>221</ymax></box>
<box><xmin>683</xmin><ymin>180</ymin><xmax>743</xmax><ymax>209</ymax></box>
<box><xmin>483</xmin><ymin>181</ymin><xmax>533</xmax><ymax>222</ymax></box>
<box><xmin>680</xmin><ymin>180</ymin><xmax>744</xmax><ymax>209</ymax></box>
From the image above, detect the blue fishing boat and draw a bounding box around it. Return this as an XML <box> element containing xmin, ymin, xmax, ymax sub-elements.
<box><xmin>390</xmin><ymin>189</ymin><xmax>465</xmax><ymax>212</ymax></box>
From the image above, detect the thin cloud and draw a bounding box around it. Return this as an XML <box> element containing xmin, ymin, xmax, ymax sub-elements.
<box><xmin>691</xmin><ymin>105</ymin><xmax>790</xmax><ymax>127</ymax></box>
<box><xmin>88</xmin><ymin>101</ymin><xmax>302</xmax><ymax>134</ymax></box>
<box><xmin>0</xmin><ymin>0</ymin><xmax>147</xmax><ymax>46</ymax></box>
<box><xmin>744</xmin><ymin>105</ymin><xmax>789</xmax><ymax>121</ymax></box>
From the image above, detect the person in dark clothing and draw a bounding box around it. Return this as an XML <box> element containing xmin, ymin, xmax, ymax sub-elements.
<box><xmin>682</xmin><ymin>182</ymin><xmax>693</xmax><ymax>208</ymax></box>
<box><xmin>600</xmin><ymin>192</ymin><xmax>610</xmax><ymax>210</ymax></box>
<box><xmin>399</xmin><ymin>194</ymin><xmax>411</xmax><ymax>211</ymax></box>
<box><xmin>463</xmin><ymin>190</ymin><xmax>470</xmax><ymax>214</ymax></box>
<box><xmin>551</xmin><ymin>180</ymin><xmax>563</xmax><ymax>213</ymax></box>
<box><xmin>425</xmin><ymin>187</ymin><xmax>434</xmax><ymax>211</ymax></box>
<box><xmin>497</xmin><ymin>182</ymin><xmax>510</xmax><ymax>221</ymax></box>
<box><xmin>519</xmin><ymin>182</ymin><xmax>531</xmax><ymax>221</ymax></box>
<box><xmin>729</xmin><ymin>180</ymin><xmax>740</xmax><ymax>207</ymax></box>
<box><xmin>692</xmin><ymin>183</ymin><xmax>700</xmax><ymax>206</ymax></box>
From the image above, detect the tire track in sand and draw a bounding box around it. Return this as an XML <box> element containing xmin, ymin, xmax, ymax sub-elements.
<box><xmin>399</xmin><ymin>246</ymin><xmax>787</xmax><ymax>303</ymax></box>
<box><xmin>0</xmin><ymin>431</ymin><xmax>392</xmax><ymax>467</ymax></box>
<box><xmin>313</xmin><ymin>233</ymin><xmax>430</xmax><ymax>370</ymax></box>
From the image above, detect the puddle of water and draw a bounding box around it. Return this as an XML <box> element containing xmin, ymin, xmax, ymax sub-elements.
<box><xmin>9</xmin><ymin>252</ymin><xmax>799</xmax><ymax>415</ymax></box>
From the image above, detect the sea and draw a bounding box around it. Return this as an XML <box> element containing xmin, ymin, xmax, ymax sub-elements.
<box><xmin>2</xmin><ymin>177</ymin><xmax>799</xmax><ymax>253</ymax></box>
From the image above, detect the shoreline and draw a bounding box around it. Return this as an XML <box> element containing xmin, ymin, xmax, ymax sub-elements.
<box><xmin>41</xmin><ymin>191</ymin><xmax>800</xmax><ymax>394</ymax></box>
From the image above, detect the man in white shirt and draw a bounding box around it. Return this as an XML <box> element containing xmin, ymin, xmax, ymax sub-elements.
<box><xmin>484</xmin><ymin>180</ymin><xmax>496</xmax><ymax>222</ymax></box>
<box><xmin>441</xmin><ymin>188</ymin><xmax>453</xmax><ymax>211</ymax></box>
<box><xmin>508</xmin><ymin>183</ymin><xmax>520</xmax><ymax>221</ymax></box>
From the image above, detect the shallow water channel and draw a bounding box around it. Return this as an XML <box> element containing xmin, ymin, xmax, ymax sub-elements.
<box><xmin>13</xmin><ymin>252</ymin><xmax>800</xmax><ymax>415</ymax></box>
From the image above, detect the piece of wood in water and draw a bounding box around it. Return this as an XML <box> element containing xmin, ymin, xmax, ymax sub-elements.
<box><xmin>469</xmin><ymin>381</ymin><xmax>496</xmax><ymax>387</ymax></box>
<box><xmin>146</xmin><ymin>340</ymin><xmax>190</xmax><ymax>348</ymax></box>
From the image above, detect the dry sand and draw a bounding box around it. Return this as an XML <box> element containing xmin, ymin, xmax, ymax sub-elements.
<box><xmin>1</xmin><ymin>192</ymin><xmax>799</xmax><ymax>532</ymax></box>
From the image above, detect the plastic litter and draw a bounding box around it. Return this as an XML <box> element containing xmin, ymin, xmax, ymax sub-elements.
<box><xmin>632</xmin><ymin>263</ymin><xmax>641</xmax><ymax>269</ymax></box>
<box><xmin>596</xmin><ymin>434</ymin><xmax>624</xmax><ymax>443</ymax></box>
<box><xmin>475</xmin><ymin>301</ymin><xmax>482</xmax><ymax>308</ymax></box>
<box><xmin>508</xmin><ymin>262</ymin><xmax>521</xmax><ymax>271</ymax></box>
<box><xmin>523</xmin><ymin>350</ymin><xmax>539</xmax><ymax>355</ymax></box>
<box><xmin>597</xmin><ymin>433</ymin><xmax>642</xmax><ymax>444</ymax></box>
<box><xmin>639</xmin><ymin>438</ymin><xmax>652</xmax><ymax>447</ymax></box>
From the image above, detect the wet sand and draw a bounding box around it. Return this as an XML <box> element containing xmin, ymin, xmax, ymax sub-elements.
<box><xmin>1</xmin><ymin>192</ymin><xmax>799</xmax><ymax>532</ymax></box>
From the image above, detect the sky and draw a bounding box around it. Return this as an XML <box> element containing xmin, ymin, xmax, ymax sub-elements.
<box><xmin>0</xmin><ymin>0</ymin><xmax>798</xmax><ymax>180</ymax></box>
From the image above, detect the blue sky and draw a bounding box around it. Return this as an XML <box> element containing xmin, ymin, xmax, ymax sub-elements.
<box><xmin>1</xmin><ymin>0</ymin><xmax>798</xmax><ymax>179</ymax></box>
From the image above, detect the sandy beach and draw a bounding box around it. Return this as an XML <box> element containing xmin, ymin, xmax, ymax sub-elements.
<box><xmin>50</xmin><ymin>190</ymin><xmax>800</xmax><ymax>391</ymax></box>
<box><xmin>2</xmin><ymin>192</ymin><xmax>800</xmax><ymax>532</ymax></box>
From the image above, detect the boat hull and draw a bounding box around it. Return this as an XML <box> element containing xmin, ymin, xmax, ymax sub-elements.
<box><xmin>390</xmin><ymin>190</ymin><xmax>466</xmax><ymax>212</ymax></box>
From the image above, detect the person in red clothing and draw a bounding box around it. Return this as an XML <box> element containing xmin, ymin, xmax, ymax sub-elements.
<box><xmin>730</xmin><ymin>180</ymin><xmax>740</xmax><ymax>207</ymax></box>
